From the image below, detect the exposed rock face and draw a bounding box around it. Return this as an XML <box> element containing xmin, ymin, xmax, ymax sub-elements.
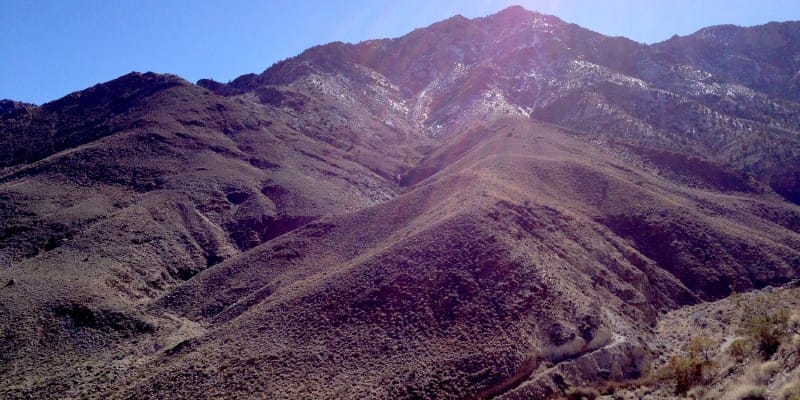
<box><xmin>1</xmin><ymin>6</ymin><xmax>799</xmax><ymax>399</ymax></box>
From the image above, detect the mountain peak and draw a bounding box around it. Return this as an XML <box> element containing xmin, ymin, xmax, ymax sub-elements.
<box><xmin>45</xmin><ymin>71</ymin><xmax>187</xmax><ymax>106</ymax></box>
<box><xmin>484</xmin><ymin>4</ymin><xmax>560</xmax><ymax>22</ymax></box>
<box><xmin>479</xmin><ymin>4</ymin><xmax>565</xmax><ymax>37</ymax></box>
<box><xmin>494</xmin><ymin>4</ymin><xmax>531</xmax><ymax>16</ymax></box>
<box><xmin>424</xmin><ymin>12</ymin><xmax>480</xmax><ymax>32</ymax></box>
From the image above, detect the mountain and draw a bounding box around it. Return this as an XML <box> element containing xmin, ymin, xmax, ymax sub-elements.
<box><xmin>1</xmin><ymin>6</ymin><xmax>799</xmax><ymax>399</ymax></box>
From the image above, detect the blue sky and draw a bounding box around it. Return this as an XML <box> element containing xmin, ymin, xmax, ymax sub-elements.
<box><xmin>2</xmin><ymin>0</ymin><xmax>799</xmax><ymax>105</ymax></box>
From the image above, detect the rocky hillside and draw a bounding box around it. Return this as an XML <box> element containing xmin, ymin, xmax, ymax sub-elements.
<box><xmin>1</xmin><ymin>6</ymin><xmax>799</xmax><ymax>399</ymax></box>
<box><xmin>204</xmin><ymin>6</ymin><xmax>800</xmax><ymax>199</ymax></box>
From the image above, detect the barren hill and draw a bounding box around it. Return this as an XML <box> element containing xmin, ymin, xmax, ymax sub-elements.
<box><xmin>1</xmin><ymin>6</ymin><xmax>799</xmax><ymax>399</ymax></box>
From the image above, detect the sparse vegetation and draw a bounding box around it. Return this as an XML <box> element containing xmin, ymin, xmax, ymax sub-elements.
<box><xmin>750</xmin><ymin>361</ymin><xmax>778</xmax><ymax>384</ymax></box>
<box><xmin>778</xmin><ymin>383</ymin><xmax>800</xmax><ymax>400</ymax></box>
<box><xmin>738</xmin><ymin>298</ymin><xmax>790</xmax><ymax>358</ymax></box>
<box><xmin>728</xmin><ymin>384</ymin><xmax>766</xmax><ymax>400</ymax></box>
<box><xmin>564</xmin><ymin>386</ymin><xmax>600</xmax><ymax>400</ymax></box>
<box><xmin>601</xmin><ymin>288</ymin><xmax>800</xmax><ymax>400</ymax></box>
<box><xmin>668</xmin><ymin>353</ymin><xmax>706</xmax><ymax>394</ymax></box>
<box><xmin>728</xmin><ymin>338</ymin><xmax>752</xmax><ymax>362</ymax></box>
<box><xmin>3</xmin><ymin>6</ymin><xmax>800</xmax><ymax>400</ymax></box>
<box><xmin>688</xmin><ymin>335</ymin><xmax>716</xmax><ymax>362</ymax></box>
<box><xmin>664</xmin><ymin>334</ymin><xmax>719</xmax><ymax>394</ymax></box>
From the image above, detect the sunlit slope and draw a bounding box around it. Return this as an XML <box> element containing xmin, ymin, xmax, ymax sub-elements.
<box><xmin>120</xmin><ymin>118</ymin><xmax>800</xmax><ymax>399</ymax></box>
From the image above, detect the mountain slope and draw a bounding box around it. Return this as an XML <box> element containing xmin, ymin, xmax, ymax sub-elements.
<box><xmin>120</xmin><ymin>118</ymin><xmax>800</xmax><ymax>399</ymax></box>
<box><xmin>1</xmin><ymin>6</ymin><xmax>800</xmax><ymax>399</ymax></box>
<box><xmin>205</xmin><ymin>6</ymin><xmax>800</xmax><ymax>203</ymax></box>
<box><xmin>0</xmin><ymin>71</ymin><xmax>420</xmax><ymax>396</ymax></box>
<box><xmin>653</xmin><ymin>21</ymin><xmax>800</xmax><ymax>102</ymax></box>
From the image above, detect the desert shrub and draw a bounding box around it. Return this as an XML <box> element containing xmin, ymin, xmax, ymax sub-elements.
<box><xmin>688</xmin><ymin>335</ymin><xmax>716</xmax><ymax>362</ymax></box>
<box><xmin>701</xmin><ymin>387</ymin><xmax>724</xmax><ymax>400</ymax></box>
<box><xmin>728</xmin><ymin>384</ymin><xmax>766</xmax><ymax>400</ymax></box>
<box><xmin>668</xmin><ymin>335</ymin><xmax>720</xmax><ymax>394</ymax></box>
<box><xmin>790</xmin><ymin>313</ymin><xmax>800</xmax><ymax>331</ymax></box>
<box><xmin>564</xmin><ymin>386</ymin><xmax>599</xmax><ymax>400</ymax></box>
<box><xmin>778</xmin><ymin>383</ymin><xmax>800</xmax><ymax>400</ymax></box>
<box><xmin>738</xmin><ymin>301</ymin><xmax>790</xmax><ymax>358</ymax></box>
<box><xmin>669</xmin><ymin>354</ymin><xmax>704</xmax><ymax>394</ymax></box>
<box><xmin>741</xmin><ymin>361</ymin><xmax>779</xmax><ymax>386</ymax></box>
<box><xmin>755</xmin><ymin>361</ymin><xmax>778</xmax><ymax>383</ymax></box>
<box><xmin>728</xmin><ymin>338</ymin><xmax>753</xmax><ymax>362</ymax></box>
<box><xmin>791</xmin><ymin>313</ymin><xmax>800</xmax><ymax>351</ymax></box>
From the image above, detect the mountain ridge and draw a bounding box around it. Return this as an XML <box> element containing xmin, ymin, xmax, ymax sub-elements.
<box><xmin>195</xmin><ymin>9</ymin><xmax>797</xmax><ymax>185</ymax></box>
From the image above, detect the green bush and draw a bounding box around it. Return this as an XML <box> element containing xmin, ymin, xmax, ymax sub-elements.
<box><xmin>688</xmin><ymin>335</ymin><xmax>715</xmax><ymax>362</ymax></box>
<box><xmin>738</xmin><ymin>298</ymin><xmax>790</xmax><ymax>358</ymax></box>
<box><xmin>668</xmin><ymin>334</ymin><xmax>720</xmax><ymax>394</ymax></box>
<box><xmin>669</xmin><ymin>354</ymin><xmax>704</xmax><ymax>394</ymax></box>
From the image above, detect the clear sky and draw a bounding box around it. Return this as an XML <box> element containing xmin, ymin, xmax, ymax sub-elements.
<box><xmin>2</xmin><ymin>0</ymin><xmax>798</xmax><ymax>105</ymax></box>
